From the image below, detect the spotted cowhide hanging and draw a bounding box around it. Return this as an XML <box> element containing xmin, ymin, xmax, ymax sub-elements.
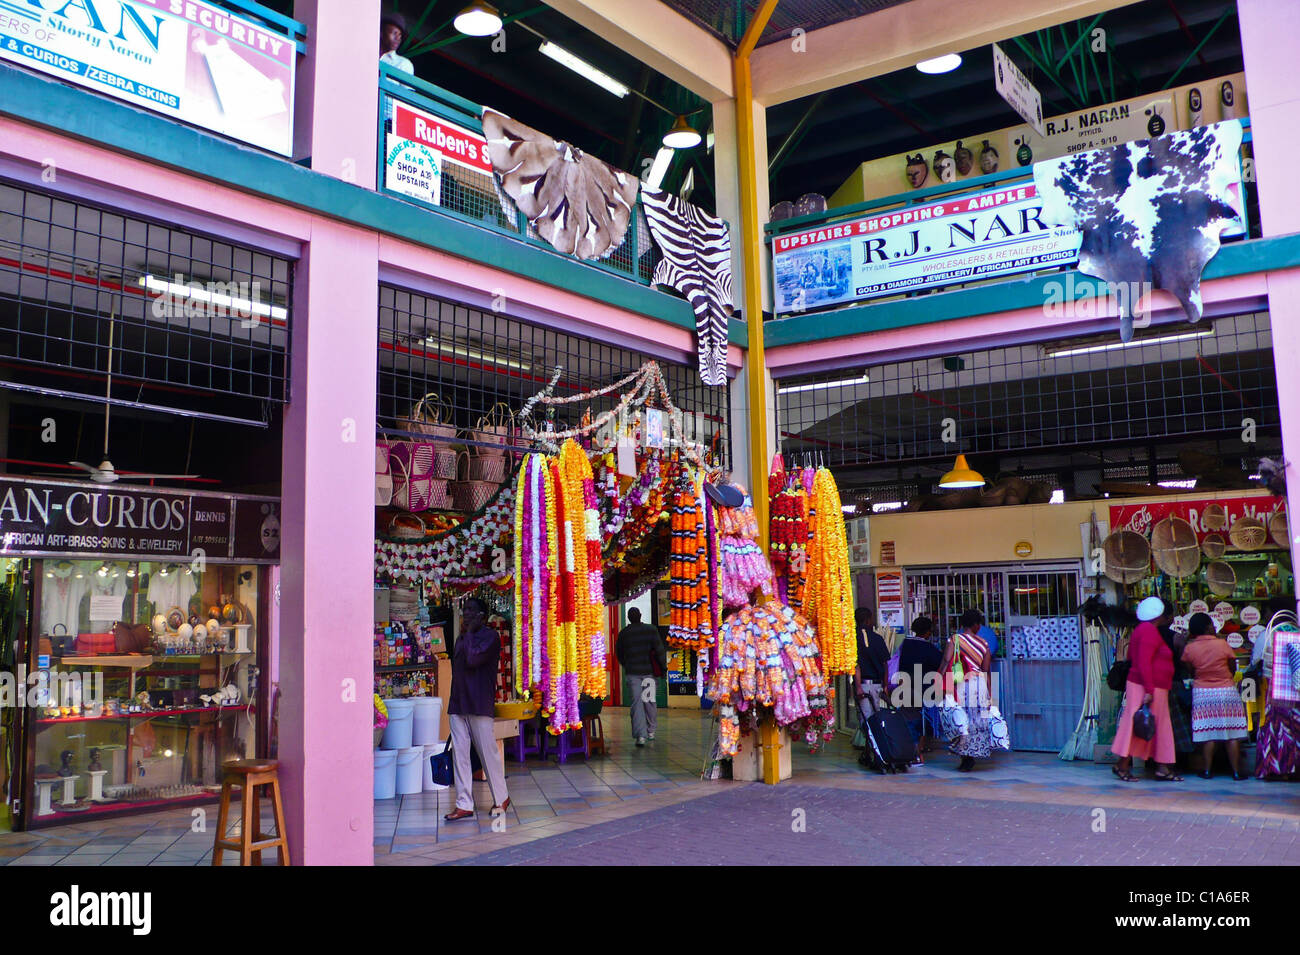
<box><xmin>481</xmin><ymin>108</ymin><xmax>639</xmax><ymax>261</ymax></box>
<box><xmin>1033</xmin><ymin>120</ymin><xmax>1244</xmax><ymax>341</ymax></box>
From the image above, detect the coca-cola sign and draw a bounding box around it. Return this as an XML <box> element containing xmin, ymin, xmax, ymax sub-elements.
<box><xmin>0</xmin><ymin>478</ymin><xmax>279</xmax><ymax>563</ymax></box>
<box><xmin>1109</xmin><ymin>495</ymin><xmax>1284</xmax><ymax>540</ymax></box>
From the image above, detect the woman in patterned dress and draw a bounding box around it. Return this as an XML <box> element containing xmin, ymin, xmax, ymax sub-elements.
<box><xmin>941</xmin><ymin>609</ymin><xmax>994</xmax><ymax>772</ymax></box>
<box><xmin>1181</xmin><ymin>612</ymin><xmax>1249</xmax><ymax>780</ymax></box>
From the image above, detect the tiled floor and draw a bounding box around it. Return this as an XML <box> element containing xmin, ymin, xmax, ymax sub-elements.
<box><xmin>3</xmin><ymin>708</ymin><xmax>1299</xmax><ymax>865</ymax></box>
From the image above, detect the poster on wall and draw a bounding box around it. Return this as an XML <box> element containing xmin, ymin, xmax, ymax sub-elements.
<box><xmin>772</xmin><ymin>183</ymin><xmax>1082</xmax><ymax>314</ymax></box>
<box><xmin>385</xmin><ymin>101</ymin><xmax>491</xmax><ymax>208</ymax></box>
<box><xmin>384</xmin><ymin>134</ymin><xmax>442</xmax><ymax>206</ymax></box>
<box><xmin>876</xmin><ymin>570</ymin><xmax>904</xmax><ymax>629</ymax></box>
<box><xmin>0</xmin><ymin>0</ymin><xmax>297</xmax><ymax>155</ymax></box>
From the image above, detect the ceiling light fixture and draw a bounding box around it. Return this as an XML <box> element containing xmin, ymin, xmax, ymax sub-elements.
<box><xmin>916</xmin><ymin>53</ymin><xmax>962</xmax><ymax>74</ymax></box>
<box><xmin>1046</xmin><ymin>329</ymin><xmax>1213</xmax><ymax>358</ymax></box>
<box><xmin>778</xmin><ymin>373</ymin><xmax>869</xmax><ymax>394</ymax></box>
<box><xmin>663</xmin><ymin>115</ymin><xmax>701</xmax><ymax>149</ymax></box>
<box><xmin>939</xmin><ymin>453</ymin><xmax>985</xmax><ymax>489</ymax></box>
<box><xmin>453</xmin><ymin>2</ymin><xmax>502</xmax><ymax>37</ymax></box>
<box><xmin>539</xmin><ymin>41</ymin><xmax>629</xmax><ymax>97</ymax></box>
<box><xmin>138</xmin><ymin>275</ymin><xmax>287</xmax><ymax>321</ymax></box>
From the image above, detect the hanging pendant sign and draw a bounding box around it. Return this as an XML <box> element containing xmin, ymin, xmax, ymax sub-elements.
<box><xmin>993</xmin><ymin>43</ymin><xmax>1045</xmax><ymax>137</ymax></box>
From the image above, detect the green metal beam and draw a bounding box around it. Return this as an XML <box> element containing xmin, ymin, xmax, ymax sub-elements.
<box><xmin>768</xmin><ymin>91</ymin><xmax>827</xmax><ymax>176</ymax></box>
<box><xmin>1161</xmin><ymin>10</ymin><xmax>1231</xmax><ymax>90</ymax></box>
<box><xmin>1012</xmin><ymin>36</ymin><xmax>1085</xmax><ymax>111</ymax></box>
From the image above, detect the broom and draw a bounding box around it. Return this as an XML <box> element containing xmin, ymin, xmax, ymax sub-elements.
<box><xmin>1059</xmin><ymin>622</ymin><xmax>1106</xmax><ymax>760</ymax></box>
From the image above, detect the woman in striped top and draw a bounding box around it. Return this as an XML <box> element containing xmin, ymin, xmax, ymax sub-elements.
<box><xmin>941</xmin><ymin>609</ymin><xmax>995</xmax><ymax>772</ymax></box>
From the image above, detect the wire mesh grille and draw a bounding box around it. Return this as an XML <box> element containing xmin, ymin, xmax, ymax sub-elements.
<box><xmin>777</xmin><ymin>313</ymin><xmax>1279</xmax><ymax>486</ymax></box>
<box><xmin>378</xmin><ymin>284</ymin><xmax>730</xmax><ymax>465</ymax></box>
<box><xmin>905</xmin><ymin>569</ymin><xmax>1007</xmax><ymax>651</ymax></box>
<box><xmin>0</xmin><ymin>179</ymin><xmax>291</xmax><ymax>405</ymax></box>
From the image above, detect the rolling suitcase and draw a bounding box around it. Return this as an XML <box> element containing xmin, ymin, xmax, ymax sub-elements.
<box><xmin>859</xmin><ymin>694</ymin><xmax>917</xmax><ymax>774</ymax></box>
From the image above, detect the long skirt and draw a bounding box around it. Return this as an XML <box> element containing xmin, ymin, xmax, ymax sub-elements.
<box><xmin>1256</xmin><ymin>702</ymin><xmax>1300</xmax><ymax>777</ymax></box>
<box><xmin>1168</xmin><ymin>688</ymin><xmax>1196</xmax><ymax>753</ymax></box>
<box><xmin>1190</xmin><ymin>685</ymin><xmax>1248</xmax><ymax>742</ymax></box>
<box><xmin>1111</xmin><ymin>682</ymin><xmax>1175</xmax><ymax>764</ymax></box>
<box><xmin>948</xmin><ymin>676</ymin><xmax>993</xmax><ymax>759</ymax></box>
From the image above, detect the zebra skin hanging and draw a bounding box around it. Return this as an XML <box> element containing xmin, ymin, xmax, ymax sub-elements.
<box><xmin>641</xmin><ymin>187</ymin><xmax>733</xmax><ymax>387</ymax></box>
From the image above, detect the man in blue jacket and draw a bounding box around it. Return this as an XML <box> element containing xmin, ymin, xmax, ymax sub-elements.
<box><xmin>443</xmin><ymin>597</ymin><xmax>510</xmax><ymax>821</ymax></box>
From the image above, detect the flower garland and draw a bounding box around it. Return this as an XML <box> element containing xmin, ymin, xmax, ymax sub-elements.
<box><xmin>804</xmin><ymin>467</ymin><xmax>855</xmax><ymax>676</ymax></box>
<box><xmin>560</xmin><ymin>439</ymin><xmax>608</xmax><ymax>699</ymax></box>
<box><xmin>668</xmin><ymin>470</ymin><xmax>710</xmax><ymax>649</ymax></box>
<box><xmin>715</xmin><ymin>485</ymin><xmax>774</xmax><ymax>609</ymax></box>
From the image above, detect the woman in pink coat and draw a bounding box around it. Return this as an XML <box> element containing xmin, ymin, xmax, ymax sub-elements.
<box><xmin>1112</xmin><ymin>595</ymin><xmax>1182</xmax><ymax>782</ymax></box>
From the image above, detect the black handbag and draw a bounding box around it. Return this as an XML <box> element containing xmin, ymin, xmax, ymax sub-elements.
<box><xmin>1106</xmin><ymin>659</ymin><xmax>1132</xmax><ymax>691</ymax></box>
<box><xmin>1132</xmin><ymin>703</ymin><xmax>1156</xmax><ymax>741</ymax></box>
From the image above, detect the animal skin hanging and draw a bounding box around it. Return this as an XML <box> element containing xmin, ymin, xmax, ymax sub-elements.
<box><xmin>482</xmin><ymin>108</ymin><xmax>639</xmax><ymax>260</ymax></box>
<box><xmin>640</xmin><ymin>187</ymin><xmax>734</xmax><ymax>387</ymax></box>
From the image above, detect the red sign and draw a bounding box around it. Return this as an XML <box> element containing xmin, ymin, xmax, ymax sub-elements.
<box><xmin>1108</xmin><ymin>495</ymin><xmax>1284</xmax><ymax>538</ymax></box>
<box><xmin>771</xmin><ymin>185</ymin><xmax>1040</xmax><ymax>254</ymax></box>
<box><xmin>393</xmin><ymin>102</ymin><xmax>491</xmax><ymax>174</ymax></box>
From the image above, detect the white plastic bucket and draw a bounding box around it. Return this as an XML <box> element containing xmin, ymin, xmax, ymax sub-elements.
<box><xmin>374</xmin><ymin>749</ymin><xmax>397</xmax><ymax>800</ymax></box>
<box><xmin>395</xmin><ymin>746</ymin><xmax>424</xmax><ymax>795</ymax></box>
<box><xmin>411</xmin><ymin>696</ymin><xmax>443</xmax><ymax>746</ymax></box>
<box><xmin>422</xmin><ymin>742</ymin><xmax>449</xmax><ymax>791</ymax></box>
<box><xmin>381</xmin><ymin>698</ymin><xmax>415</xmax><ymax>750</ymax></box>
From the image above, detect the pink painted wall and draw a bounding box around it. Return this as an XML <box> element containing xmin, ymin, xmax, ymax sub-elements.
<box><xmin>1239</xmin><ymin>0</ymin><xmax>1300</xmax><ymax>584</ymax></box>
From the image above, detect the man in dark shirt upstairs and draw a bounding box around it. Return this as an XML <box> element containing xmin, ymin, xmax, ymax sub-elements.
<box><xmin>854</xmin><ymin>606</ymin><xmax>891</xmax><ymax>714</ymax></box>
<box><xmin>616</xmin><ymin>607</ymin><xmax>667</xmax><ymax>747</ymax></box>
<box><xmin>443</xmin><ymin>597</ymin><xmax>510</xmax><ymax>822</ymax></box>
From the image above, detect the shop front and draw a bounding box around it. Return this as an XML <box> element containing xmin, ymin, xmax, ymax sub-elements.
<box><xmin>0</xmin><ymin>478</ymin><xmax>279</xmax><ymax>829</ymax></box>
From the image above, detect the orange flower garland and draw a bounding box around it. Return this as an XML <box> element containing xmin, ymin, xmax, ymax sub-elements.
<box><xmin>668</xmin><ymin>474</ymin><xmax>710</xmax><ymax>649</ymax></box>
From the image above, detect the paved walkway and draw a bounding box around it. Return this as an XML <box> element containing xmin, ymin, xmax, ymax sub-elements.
<box><xmin>1</xmin><ymin>709</ymin><xmax>1297</xmax><ymax>865</ymax></box>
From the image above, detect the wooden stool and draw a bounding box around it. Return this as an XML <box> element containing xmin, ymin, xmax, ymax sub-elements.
<box><xmin>213</xmin><ymin>758</ymin><xmax>290</xmax><ymax>866</ymax></box>
<box><xmin>584</xmin><ymin>714</ymin><xmax>607</xmax><ymax>756</ymax></box>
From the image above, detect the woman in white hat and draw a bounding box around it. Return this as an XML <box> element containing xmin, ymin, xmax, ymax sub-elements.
<box><xmin>1111</xmin><ymin>595</ymin><xmax>1182</xmax><ymax>782</ymax></box>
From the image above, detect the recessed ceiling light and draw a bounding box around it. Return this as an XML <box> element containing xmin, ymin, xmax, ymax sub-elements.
<box><xmin>916</xmin><ymin>53</ymin><xmax>962</xmax><ymax>74</ymax></box>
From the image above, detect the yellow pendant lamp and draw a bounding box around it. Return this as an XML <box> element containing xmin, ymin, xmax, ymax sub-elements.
<box><xmin>939</xmin><ymin>453</ymin><xmax>985</xmax><ymax>488</ymax></box>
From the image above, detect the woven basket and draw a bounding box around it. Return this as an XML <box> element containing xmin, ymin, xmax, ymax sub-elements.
<box><xmin>398</xmin><ymin>393</ymin><xmax>458</xmax><ymax>442</ymax></box>
<box><xmin>1201</xmin><ymin>532</ymin><xmax>1227</xmax><ymax>558</ymax></box>
<box><xmin>1269</xmin><ymin>511</ymin><xmax>1289</xmax><ymax>549</ymax></box>
<box><xmin>453</xmin><ymin>480</ymin><xmax>496</xmax><ymax>513</ymax></box>
<box><xmin>431</xmin><ymin>448</ymin><xmax>460</xmax><ymax>481</ymax></box>
<box><xmin>1102</xmin><ymin>530</ymin><xmax>1151</xmax><ymax>584</ymax></box>
<box><xmin>1152</xmin><ymin>516</ymin><xmax>1200</xmax><ymax>578</ymax></box>
<box><xmin>387</xmin><ymin>513</ymin><xmax>426</xmax><ymax>540</ymax></box>
<box><xmin>471</xmin><ymin>402</ymin><xmax>514</xmax><ymax>448</ymax></box>
<box><xmin>468</xmin><ymin>454</ymin><xmax>507</xmax><ymax>483</ymax></box>
<box><xmin>1229</xmin><ymin>516</ymin><xmax>1268</xmax><ymax>551</ymax></box>
<box><xmin>428</xmin><ymin>479</ymin><xmax>451</xmax><ymax>511</ymax></box>
<box><xmin>1205</xmin><ymin>560</ymin><xmax>1237</xmax><ymax>596</ymax></box>
<box><xmin>1202</xmin><ymin>503</ymin><xmax>1227</xmax><ymax>531</ymax></box>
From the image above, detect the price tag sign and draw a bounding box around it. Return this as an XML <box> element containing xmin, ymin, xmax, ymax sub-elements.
<box><xmin>1247</xmin><ymin>624</ymin><xmax>1265</xmax><ymax>644</ymax></box>
<box><xmin>1213</xmin><ymin>602</ymin><xmax>1235</xmax><ymax>619</ymax></box>
<box><xmin>1189</xmin><ymin>600</ymin><xmax>1209</xmax><ymax>614</ymax></box>
<box><xmin>1240</xmin><ymin>606</ymin><xmax>1261</xmax><ymax>626</ymax></box>
<box><xmin>1226</xmin><ymin>632</ymin><xmax>1245</xmax><ymax>649</ymax></box>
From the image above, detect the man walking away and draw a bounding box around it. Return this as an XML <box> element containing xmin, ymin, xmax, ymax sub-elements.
<box><xmin>443</xmin><ymin>597</ymin><xmax>510</xmax><ymax>821</ymax></box>
<box><xmin>616</xmin><ymin>607</ymin><xmax>666</xmax><ymax>747</ymax></box>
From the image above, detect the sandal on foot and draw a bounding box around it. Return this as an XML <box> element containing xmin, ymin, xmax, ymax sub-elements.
<box><xmin>1154</xmin><ymin>772</ymin><xmax>1184</xmax><ymax>782</ymax></box>
<box><xmin>1112</xmin><ymin>765</ymin><xmax>1136</xmax><ymax>782</ymax></box>
<box><xmin>443</xmin><ymin>808</ymin><xmax>475</xmax><ymax>822</ymax></box>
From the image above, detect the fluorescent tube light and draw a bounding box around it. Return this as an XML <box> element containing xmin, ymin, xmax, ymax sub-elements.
<box><xmin>778</xmin><ymin>373</ymin><xmax>869</xmax><ymax>394</ymax></box>
<box><xmin>424</xmin><ymin>337</ymin><xmax>530</xmax><ymax>371</ymax></box>
<box><xmin>1047</xmin><ymin>329</ymin><xmax>1212</xmax><ymax>358</ymax></box>
<box><xmin>1157</xmin><ymin>479</ymin><xmax>1198</xmax><ymax>489</ymax></box>
<box><xmin>645</xmin><ymin>147</ymin><xmax>673</xmax><ymax>190</ymax></box>
<box><xmin>872</xmin><ymin>501</ymin><xmax>902</xmax><ymax>513</ymax></box>
<box><xmin>539</xmin><ymin>41</ymin><xmax>628</xmax><ymax>97</ymax></box>
<box><xmin>139</xmin><ymin>274</ymin><xmax>287</xmax><ymax>321</ymax></box>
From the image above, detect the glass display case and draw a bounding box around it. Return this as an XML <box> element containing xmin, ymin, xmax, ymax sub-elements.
<box><xmin>17</xmin><ymin>558</ymin><xmax>268</xmax><ymax>828</ymax></box>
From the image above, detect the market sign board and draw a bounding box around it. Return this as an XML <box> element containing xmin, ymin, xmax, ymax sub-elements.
<box><xmin>0</xmin><ymin>0</ymin><xmax>297</xmax><ymax>155</ymax></box>
<box><xmin>993</xmin><ymin>43</ymin><xmax>1043</xmax><ymax>137</ymax></box>
<box><xmin>1108</xmin><ymin>496</ymin><xmax>1282</xmax><ymax>538</ymax></box>
<box><xmin>386</xmin><ymin>100</ymin><xmax>491</xmax><ymax>207</ymax></box>
<box><xmin>1009</xmin><ymin>93</ymin><xmax>1176</xmax><ymax>165</ymax></box>
<box><xmin>772</xmin><ymin>183</ymin><xmax>1083</xmax><ymax>315</ymax></box>
<box><xmin>0</xmin><ymin>478</ymin><xmax>280</xmax><ymax>563</ymax></box>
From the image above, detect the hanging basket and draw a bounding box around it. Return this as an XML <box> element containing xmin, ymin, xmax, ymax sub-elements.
<box><xmin>1151</xmin><ymin>516</ymin><xmax>1201</xmax><ymax>579</ymax></box>
<box><xmin>1229</xmin><ymin>515</ymin><xmax>1268</xmax><ymax>551</ymax></box>
<box><xmin>1102</xmin><ymin>530</ymin><xmax>1151</xmax><ymax>584</ymax></box>
<box><xmin>1269</xmin><ymin>511</ymin><xmax>1289</xmax><ymax>549</ymax></box>
<box><xmin>1201</xmin><ymin>532</ymin><xmax>1227</xmax><ymax>559</ymax></box>
<box><xmin>1202</xmin><ymin>503</ymin><xmax>1228</xmax><ymax>530</ymax></box>
<box><xmin>470</xmin><ymin>402</ymin><xmax>515</xmax><ymax>449</ymax></box>
<box><xmin>398</xmin><ymin>392</ymin><xmax>458</xmax><ymax>442</ymax></box>
<box><xmin>1205</xmin><ymin>560</ymin><xmax>1237</xmax><ymax>596</ymax></box>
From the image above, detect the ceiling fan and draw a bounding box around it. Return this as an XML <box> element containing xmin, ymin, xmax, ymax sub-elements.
<box><xmin>56</xmin><ymin>308</ymin><xmax>200</xmax><ymax>485</ymax></box>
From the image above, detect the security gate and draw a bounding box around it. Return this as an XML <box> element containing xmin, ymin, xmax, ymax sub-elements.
<box><xmin>904</xmin><ymin>563</ymin><xmax>1083</xmax><ymax>752</ymax></box>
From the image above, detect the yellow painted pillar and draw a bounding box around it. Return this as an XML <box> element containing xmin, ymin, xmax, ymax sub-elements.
<box><xmin>734</xmin><ymin>0</ymin><xmax>782</xmax><ymax>784</ymax></box>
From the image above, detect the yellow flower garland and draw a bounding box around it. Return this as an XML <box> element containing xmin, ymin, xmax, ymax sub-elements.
<box><xmin>545</xmin><ymin>461</ymin><xmax>561</xmax><ymax>718</ymax></box>
<box><xmin>559</xmin><ymin>441</ymin><xmax>591</xmax><ymax>699</ymax></box>
<box><xmin>513</xmin><ymin>458</ymin><xmax>529</xmax><ymax>698</ymax></box>
<box><xmin>807</xmin><ymin>468</ymin><xmax>855</xmax><ymax>675</ymax></box>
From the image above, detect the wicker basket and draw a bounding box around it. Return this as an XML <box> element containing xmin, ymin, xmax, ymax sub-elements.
<box><xmin>1201</xmin><ymin>532</ymin><xmax>1227</xmax><ymax>558</ymax></box>
<box><xmin>1202</xmin><ymin>503</ymin><xmax>1227</xmax><ymax>530</ymax></box>
<box><xmin>452</xmin><ymin>480</ymin><xmax>496</xmax><ymax>513</ymax></box>
<box><xmin>468</xmin><ymin>454</ymin><xmax>507</xmax><ymax>484</ymax></box>
<box><xmin>471</xmin><ymin>402</ymin><xmax>514</xmax><ymax>448</ymax></box>
<box><xmin>1102</xmin><ymin>530</ymin><xmax>1151</xmax><ymax>584</ymax></box>
<box><xmin>1269</xmin><ymin>511</ymin><xmax>1289</xmax><ymax>549</ymax></box>
<box><xmin>398</xmin><ymin>393</ymin><xmax>458</xmax><ymax>442</ymax></box>
<box><xmin>1152</xmin><ymin>516</ymin><xmax>1200</xmax><ymax>578</ymax></box>
<box><xmin>387</xmin><ymin>513</ymin><xmax>427</xmax><ymax>540</ymax></box>
<box><xmin>1229</xmin><ymin>515</ymin><xmax>1268</xmax><ymax>551</ymax></box>
<box><xmin>1205</xmin><ymin>560</ymin><xmax>1237</xmax><ymax>596</ymax></box>
<box><xmin>432</xmin><ymin>448</ymin><xmax>460</xmax><ymax>481</ymax></box>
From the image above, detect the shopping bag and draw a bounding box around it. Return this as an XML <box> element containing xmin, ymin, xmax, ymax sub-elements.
<box><xmin>988</xmin><ymin>705</ymin><xmax>1011</xmax><ymax>751</ymax></box>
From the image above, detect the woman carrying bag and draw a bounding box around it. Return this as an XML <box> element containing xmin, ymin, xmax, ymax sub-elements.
<box><xmin>941</xmin><ymin>609</ymin><xmax>998</xmax><ymax>772</ymax></box>
<box><xmin>1111</xmin><ymin>596</ymin><xmax>1182</xmax><ymax>782</ymax></box>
